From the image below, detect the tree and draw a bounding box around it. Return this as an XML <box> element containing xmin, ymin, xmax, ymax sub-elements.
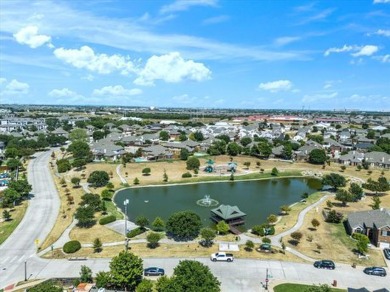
<box><xmin>146</xmin><ymin>232</ymin><xmax>161</xmax><ymax>248</ymax></box>
<box><xmin>5</xmin><ymin>147</ymin><xmax>19</xmax><ymax>158</ymax></box>
<box><xmin>93</xmin><ymin>238</ymin><xmax>103</xmax><ymax>253</ymax></box>
<box><xmin>180</xmin><ymin>148</ymin><xmax>189</xmax><ymax>160</ymax></box>
<box><xmin>8</xmin><ymin>180</ymin><xmax>31</xmax><ymax>197</ymax></box>
<box><xmin>3</xmin><ymin>209</ymin><xmax>11</xmax><ymax>221</ymax></box>
<box><xmin>95</xmin><ymin>271</ymin><xmax>111</xmax><ymax>289</ymax></box>
<box><xmin>159</xmin><ymin>130</ymin><xmax>169</xmax><ymax>141</ymax></box>
<box><xmin>142</xmin><ymin>167</ymin><xmax>151</xmax><ymax>176</ymax></box>
<box><xmin>136</xmin><ymin>215</ymin><xmax>149</xmax><ymax>229</ymax></box>
<box><xmin>186</xmin><ymin>157</ymin><xmax>200</xmax><ymax>170</ymax></box>
<box><xmin>109</xmin><ymin>251</ymin><xmax>143</xmax><ymax>291</ymax></box>
<box><xmin>280</xmin><ymin>205</ymin><xmax>291</xmax><ymax>215</ymax></box>
<box><xmin>371</xmin><ymin>195</ymin><xmax>381</xmax><ymax>210</ymax></box>
<box><xmin>72</xmin><ymin>158</ymin><xmax>87</xmax><ymax>170</ymax></box>
<box><xmin>258</xmin><ymin>141</ymin><xmax>272</xmax><ymax>158</ymax></box>
<box><xmin>311</xmin><ymin>218</ymin><xmax>320</xmax><ymax>230</ymax></box>
<box><xmin>136</xmin><ymin>279</ymin><xmax>154</xmax><ymax>292</ymax></box>
<box><xmin>308</xmin><ymin>149</ymin><xmax>327</xmax><ymax>165</ymax></box>
<box><xmin>80</xmin><ymin>193</ymin><xmax>102</xmax><ymax>211</ymax></box>
<box><xmin>326</xmin><ymin>210</ymin><xmax>343</xmax><ymax>223</ymax></box>
<box><xmin>68</xmin><ymin>140</ymin><xmax>92</xmax><ymax>161</ymax></box>
<box><xmin>161</xmin><ymin>260</ymin><xmax>220</xmax><ymax>292</ymax></box>
<box><xmin>101</xmin><ymin>189</ymin><xmax>113</xmax><ymax>201</ymax></box>
<box><xmin>56</xmin><ymin>159</ymin><xmax>71</xmax><ymax>173</ymax></box>
<box><xmin>267</xmin><ymin>214</ymin><xmax>278</xmax><ymax>224</ymax></box>
<box><xmin>290</xmin><ymin>231</ymin><xmax>303</xmax><ymax>245</ymax></box>
<box><xmin>179</xmin><ymin>133</ymin><xmax>187</xmax><ymax>142</ymax></box>
<box><xmin>92</xmin><ymin>130</ymin><xmax>105</xmax><ymax>141</ymax></box>
<box><xmin>271</xmin><ymin>167</ymin><xmax>279</xmax><ymax>176</ymax></box>
<box><xmin>200</xmin><ymin>228</ymin><xmax>216</xmax><ymax>247</ymax></box>
<box><xmin>216</xmin><ymin>220</ymin><xmax>230</xmax><ymax>235</ymax></box>
<box><xmin>243</xmin><ymin>161</ymin><xmax>251</xmax><ymax>169</ymax></box>
<box><xmin>71</xmin><ymin>177</ymin><xmax>81</xmax><ymax>188</ymax></box>
<box><xmin>193</xmin><ymin>131</ymin><xmax>204</xmax><ymax>141</ymax></box>
<box><xmin>281</xmin><ymin>144</ymin><xmax>293</xmax><ymax>160</ymax></box>
<box><xmin>353</xmin><ymin>233</ymin><xmax>370</xmax><ymax>255</ymax></box>
<box><xmin>79</xmin><ymin>265</ymin><xmax>93</xmax><ymax>283</ymax></box>
<box><xmin>240</xmin><ymin>137</ymin><xmax>252</xmax><ymax>147</ymax></box>
<box><xmin>349</xmin><ymin>183</ymin><xmax>363</xmax><ymax>201</ymax></box>
<box><xmin>245</xmin><ymin>240</ymin><xmax>254</xmax><ymax>251</ymax></box>
<box><xmin>321</xmin><ymin>173</ymin><xmax>346</xmax><ymax>190</ymax></box>
<box><xmin>75</xmin><ymin>206</ymin><xmax>96</xmax><ymax>228</ymax></box>
<box><xmin>134</xmin><ymin>177</ymin><xmax>140</xmax><ymax>185</ymax></box>
<box><xmin>69</xmin><ymin>128</ymin><xmax>88</xmax><ymax>142</ymax></box>
<box><xmin>163</xmin><ymin>170</ymin><xmax>168</xmax><ymax>182</ymax></box>
<box><xmin>87</xmin><ymin>171</ymin><xmax>110</xmax><ymax>187</ymax></box>
<box><xmin>1</xmin><ymin>188</ymin><xmax>21</xmax><ymax>208</ymax></box>
<box><xmin>166</xmin><ymin>211</ymin><xmax>202</xmax><ymax>240</ymax></box>
<box><xmin>152</xmin><ymin>217</ymin><xmax>165</xmax><ymax>231</ymax></box>
<box><xmin>227</xmin><ymin>142</ymin><xmax>241</xmax><ymax>156</ymax></box>
<box><xmin>28</xmin><ymin>280</ymin><xmax>63</xmax><ymax>292</ymax></box>
<box><xmin>6</xmin><ymin>158</ymin><xmax>21</xmax><ymax>171</ymax></box>
<box><xmin>335</xmin><ymin>189</ymin><xmax>354</xmax><ymax>207</ymax></box>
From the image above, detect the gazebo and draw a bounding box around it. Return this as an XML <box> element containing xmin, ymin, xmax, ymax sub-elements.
<box><xmin>210</xmin><ymin>204</ymin><xmax>246</xmax><ymax>226</ymax></box>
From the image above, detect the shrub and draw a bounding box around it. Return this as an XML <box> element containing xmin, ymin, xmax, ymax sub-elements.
<box><xmin>63</xmin><ymin>240</ymin><xmax>81</xmax><ymax>253</ymax></box>
<box><xmin>326</xmin><ymin>210</ymin><xmax>343</xmax><ymax>223</ymax></box>
<box><xmin>251</xmin><ymin>224</ymin><xmax>274</xmax><ymax>236</ymax></box>
<box><xmin>271</xmin><ymin>167</ymin><xmax>279</xmax><ymax>176</ymax></box>
<box><xmin>262</xmin><ymin>237</ymin><xmax>271</xmax><ymax>244</ymax></box>
<box><xmin>182</xmin><ymin>172</ymin><xmax>192</xmax><ymax>178</ymax></box>
<box><xmin>127</xmin><ymin>227</ymin><xmax>145</xmax><ymax>238</ymax></box>
<box><xmin>99</xmin><ymin>215</ymin><xmax>116</xmax><ymax>225</ymax></box>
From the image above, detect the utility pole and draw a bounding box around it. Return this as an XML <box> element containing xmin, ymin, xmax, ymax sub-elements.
<box><xmin>24</xmin><ymin>261</ymin><xmax>27</xmax><ymax>281</ymax></box>
<box><xmin>265</xmin><ymin>268</ymin><xmax>269</xmax><ymax>290</ymax></box>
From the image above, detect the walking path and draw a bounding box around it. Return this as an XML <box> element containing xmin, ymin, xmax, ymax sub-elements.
<box><xmin>116</xmin><ymin>164</ymin><xmax>127</xmax><ymax>184</ymax></box>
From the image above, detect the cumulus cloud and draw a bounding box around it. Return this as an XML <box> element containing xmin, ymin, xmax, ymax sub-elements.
<box><xmin>375</xmin><ymin>54</ymin><xmax>390</xmax><ymax>63</ymax></box>
<box><xmin>134</xmin><ymin>52</ymin><xmax>211</xmax><ymax>86</ymax></box>
<box><xmin>258</xmin><ymin>80</ymin><xmax>293</xmax><ymax>93</ymax></box>
<box><xmin>301</xmin><ymin>92</ymin><xmax>338</xmax><ymax>103</ymax></box>
<box><xmin>93</xmin><ymin>85</ymin><xmax>142</xmax><ymax>97</ymax></box>
<box><xmin>325</xmin><ymin>45</ymin><xmax>379</xmax><ymax>57</ymax></box>
<box><xmin>324</xmin><ymin>45</ymin><xmax>355</xmax><ymax>56</ymax></box>
<box><xmin>351</xmin><ymin>45</ymin><xmax>379</xmax><ymax>57</ymax></box>
<box><xmin>13</xmin><ymin>25</ymin><xmax>52</xmax><ymax>48</ymax></box>
<box><xmin>160</xmin><ymin>0</ymin><xmax>217</xmax><ymax>14</ymax></box>
<box><xmin>0</xmin><ymin>78</ymin><xmax>29</xmax><ymax>95</ymax></box>
<box><xmin>373</xmin><ymin>29</ymin><xmax>390</xmax><ymax>37</ymax></box>
<box><xmin>53</xmin><ymin>46</ymin><xmax>136</xmax><ymax>75</ymax></box>
<box><xmin>48</xmin><ymin>88</ymin><xmax>78</xmax><ymax>98</ymax></box>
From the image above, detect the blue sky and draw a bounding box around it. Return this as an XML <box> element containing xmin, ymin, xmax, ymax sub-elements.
<box><xmin>0</xmin><ymin>0</ymin><xmax>389</xmax><ymax>111</ymax></box>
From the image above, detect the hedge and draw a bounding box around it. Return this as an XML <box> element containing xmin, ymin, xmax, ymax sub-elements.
<box><xmin>63</xmin><ymin>240</ymin><xmax>81</xmax><ymax>253</ymax></box>
<box><xmin>127</xmin><ymin>227</ymin><xmax>145</xmax><ymax>238</ymax></box>
<box><xmin>99</xmin><ymin>215</ymin><xmax>116</xmax><ymax>225</ymax></box>
<box><xmin>182</xmin><ymin>172</ymin><xmax>192</xmax><ymax>178</ymax></box>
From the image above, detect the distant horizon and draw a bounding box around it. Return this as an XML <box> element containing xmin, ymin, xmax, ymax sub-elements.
<box><xmin>1</xmin><ymin>1</ymin><xmax>389</xmax><ymax>110</ymax></box>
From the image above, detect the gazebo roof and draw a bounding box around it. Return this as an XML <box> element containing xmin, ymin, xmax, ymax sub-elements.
<box><xmin>211</xmin><ymin>204</ymin><xmax>246</xmax><ymax>220</ymax></box>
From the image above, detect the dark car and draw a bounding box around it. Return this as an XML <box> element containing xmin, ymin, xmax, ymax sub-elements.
<box><xmin>384</xmin><ymin>248</ymin><xmax>390</xmax><ymax>260</ymax></box>
<box><xmin>144</xmin><ymin>267</ymin><xmax>165</xmax><ymax>276</ymax></box>
<box><xmin>363</xmin><ymin>267</ymin><xmax>387</xmax><ymax>277</ymax></box>
<box><xmin>313</xmin><ymin>260</ymin><xmax>335</xmax><ymax>270</ymax></box>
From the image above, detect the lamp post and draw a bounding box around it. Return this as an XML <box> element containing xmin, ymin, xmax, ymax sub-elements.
<box><xmin>124</xmin><ymin>199</ymin><xmax>129</xmax><ymax>251</ymax></box>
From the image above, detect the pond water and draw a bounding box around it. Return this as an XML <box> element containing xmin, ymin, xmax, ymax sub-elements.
<box><xmin>114</xmin><ymin>177</ymin><xmax>322</xmax><ymax>228</ymax></box>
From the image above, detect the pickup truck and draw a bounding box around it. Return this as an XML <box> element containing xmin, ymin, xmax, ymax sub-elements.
<box><xmin>210</xmin><ymin>252</ymin><xmax>234</xmax><ymax>262</ymax></box>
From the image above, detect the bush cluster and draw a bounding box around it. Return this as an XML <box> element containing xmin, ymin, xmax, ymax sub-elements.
<box><xmin>182</xmin><ymin>172</ymin><xmax>192</xmax><ymax>178</ymax></box>
<box><xmin>99</xmin><ymin>215</ymin><xmax>116</xmax><ymax>225</ymax></box>
<box><xmin>127</xmin><ymin>227</ymin><xmax>145</xmax><ymax>238</ymax></box>
<box><xmin>63</xmin><ymin>240</ymin><xmax>81</xmax><ymax>253</ymax></box>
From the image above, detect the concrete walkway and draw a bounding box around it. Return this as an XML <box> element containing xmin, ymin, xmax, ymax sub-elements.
<box><xmin>116</xmin><ymin>164</ymin><xmax>127</xmax><ymax>184</ymax></box>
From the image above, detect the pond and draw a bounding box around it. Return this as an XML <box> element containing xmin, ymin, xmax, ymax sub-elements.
<box><xmin>114</xmin><ymin>177</ymin><xmax>322</xmax><ymax>229</ymax></box>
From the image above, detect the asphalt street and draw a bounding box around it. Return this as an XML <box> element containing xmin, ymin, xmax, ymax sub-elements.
<box><xmin>0</xmin><ymin>150</ymin><xmax>388</xmax><ymax>291</ymax></box>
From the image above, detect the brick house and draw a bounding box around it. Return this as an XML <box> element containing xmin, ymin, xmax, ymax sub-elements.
<box><xmin>346</xmin><ymin>208</ymin><xmax>390</xmax><ymax>248</ymax></box>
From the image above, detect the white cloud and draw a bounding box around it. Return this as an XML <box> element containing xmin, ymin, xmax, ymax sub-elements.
<box><xmin>302</xmin><ymin>92</ymin><xmax>338</xmax><ymax>103</ymax></box>
<box><xmin>377</xmin><ymin>54</ymin><xmax>390</xmax><ymax>63</ymax></box>
<box><xmin>274</xmin><ymin>36</ymin><xmax>301</xmax><ymax>46</ymax></box>
<box><xmin>48</xmin><ymin>88</ymin><xmax>78</xmax><ymax>98</ymax></box>
<box><xmin>93</xmin><ymin>85</ymin><xmax>142</xmax><ymax>97</ymax></box>
<box><xmin>373</xmin><ymin>29</ymin><xmax>390</xmax><ymax>37</ymax></box>
<box><xmin>373</xmin><ymin>0</ymin><xmax>390</xmax><ymax>3</ymax></box>
<box><xmin>13</xmin><ymin>25</ymin><xmax>52</xmax><ymax>48</ymax></box>
<box><xmin>53</xmin><ymin>46</ymin><xmax>136</xmax><ymax>75</ymax></box>
<box><xmin>298</xmin><ymin>8</ymin><xmax>334</xmax><ymax>25</ymax></box>
<box><xmin>202</xmin><ymin>15</ymin><xmax>229</xmax><ymax>25</ymax></box>
<box><xmin>134</xmin><ymin>52</ymin><xmax>211</xmax><ymax>86</ymax></box>
<box><xmin>351</xmin><ymin>45</ymin><xmax>379</xmax><ymax>57</ymax></box>
<box><xmin>0</xmin><ymin>79</ymin><xmax>29</xmax><ymax>95</ymax></box>
<box><xmin>258</xmin><ymin>80</ymin><xmax>293</xmax><ymax>93</ymax></box>
<box><xmin>160</xmin><ymin>0</ymin><xmax>217</xmax><ymax>14</ymax></box>
<box><xmin>324</xmin><ymin>45</ymin><xmax>355</xmax><ymax>56</ymax></box>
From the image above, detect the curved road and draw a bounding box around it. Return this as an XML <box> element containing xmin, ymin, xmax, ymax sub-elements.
<box><xmin>1</xmin><ymin>151</ymin><xmax>388</xmax><ymax>291</ymax></box>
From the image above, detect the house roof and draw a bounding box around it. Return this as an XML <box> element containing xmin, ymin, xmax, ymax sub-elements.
<box><xmin>211</xmin><ymin>204</ymin><xmax>246</xmax><ymax>220</ymax></box>
<box><xmin>348</xmin><ymin>208</ymin><xmax>390</xmax><ymax>229</ymax></box>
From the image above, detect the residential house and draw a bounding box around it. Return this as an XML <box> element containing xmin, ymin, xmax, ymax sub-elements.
<box><xmin>347</xmin><ymin>208</ymin><xmax>390</xmax><ymax>248</ymax></box>
<box><xmin>91</xmin><ymin>139</ymin><xmax>125</xmax><ymax>161</ymax></box>
<box><xmin>364</xmin><ymin>152</ymin><xmax>390</xmax><ymax>168</ymax></box>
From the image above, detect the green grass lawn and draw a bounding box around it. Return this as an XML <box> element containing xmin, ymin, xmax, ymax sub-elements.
<box><xmin>274</xmin><ymin>283</ymin><xmax>346</xmax><ymax>292</ymax></box>
<box><xmin>105</xmin><ymin>200</ymin><xmax>124</xmax><ymax>219</ymax></box>
<box><xmin>0</xmin><ymin>202</ymin><xmax>28</xmax><ymax>245</ymax></box>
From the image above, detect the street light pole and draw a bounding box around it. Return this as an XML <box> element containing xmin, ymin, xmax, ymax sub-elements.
<box><xmin>265</xmin><ymin>268</ymin><xmax>269</xmax><ymax>290</ymax></box>
<box><xmin>124</xmin><ymin>199</ymin><xmax>129</xmax><ymax>251</ymax></box>
<box><xmin>24</xmin><ymin>261</ymin><xmax>27</xmax><ymax>281</ymax></box>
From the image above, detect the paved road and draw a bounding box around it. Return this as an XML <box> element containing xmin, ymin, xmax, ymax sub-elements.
<box><xmin>1</xmin><ymin>151</ymin><xmax>389</xmax><ymax>291</ymax></box>
<box><xmin>0</xmin><ymin>151</ymin><xmax>60</xmax><ymax>288</ymax></box>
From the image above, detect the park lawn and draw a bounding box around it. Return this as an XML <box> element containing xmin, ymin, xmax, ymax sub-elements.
<box><xmin>273</xmin><ymin>283</ymin><xmax>345</xmax><ymax>292</ymax></box>
<box><xmin>69</xmin><ymin>223</ymin><xmax>124</xmax><ymax>244</ymax></box>
<box><xmin>105</xmin><ymin>200</ymin><xmax>124</xmax><ymax>219</ymax></box>
<box><xmin>0</xmin><ymin>201</ymin><xmax>27</xmax><ymax>245</ymax></box>
<box><xmin>43</xmin><ymin>241</ymin><xmax>305</xmax><ymax>263</ymax></box>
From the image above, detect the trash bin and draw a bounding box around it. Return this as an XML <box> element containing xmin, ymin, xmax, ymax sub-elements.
<box><xmin>332</xmin><ymin>280</ymin><xmax>337</xmax><ymax>287</ymax></box>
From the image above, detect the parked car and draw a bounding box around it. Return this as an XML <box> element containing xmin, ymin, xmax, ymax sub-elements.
<box><xmin>313</xmin><ymin>260</ymin><xmax>335</xmax><ymax>270</ymax></box>
<box><xmin>210</xmin><ymin>252</ymin><xmax>234</xmax><ymax>262</ymax></box>
<box><xmin>384</xmin><ymin>248</ymin><xmax>390</xmax><ymax>260</ymax></box>
<box><xmin>363</xmin><ymin>267</ymin><xmax>387</xmax><ymax>277</ymax></box>
<box><xmin>144</xmin><ymin>267</ymin><xmax>165</xmax><ymax>276</ymax></box>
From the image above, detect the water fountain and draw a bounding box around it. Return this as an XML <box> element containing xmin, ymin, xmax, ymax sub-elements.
<box><xmin>196</xmin><ymin>194</ymin><xmax>219</xmax><ymax>207</ymax></box>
